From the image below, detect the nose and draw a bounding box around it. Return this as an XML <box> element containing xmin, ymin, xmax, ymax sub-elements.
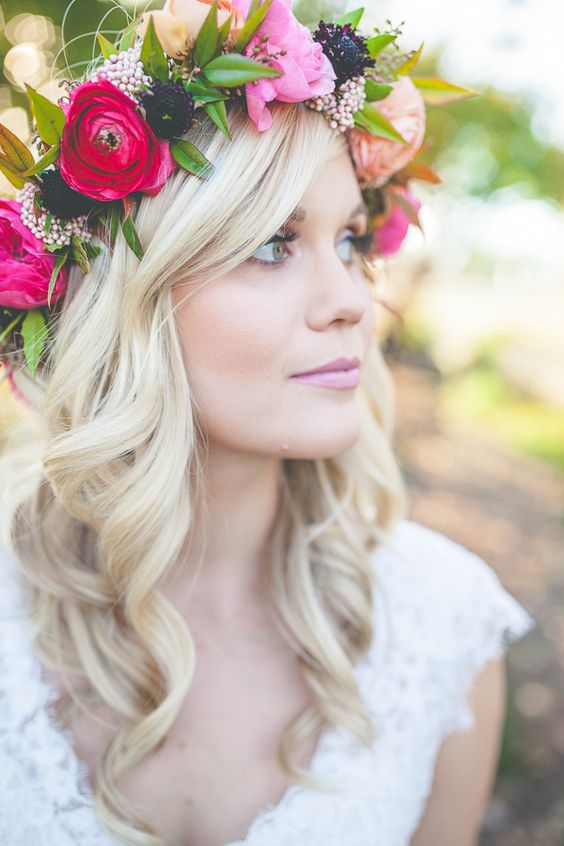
<box><xmin>306</xmin><ymin>243</ymin><xmax>369</xmax><ymax>329</ymax></box>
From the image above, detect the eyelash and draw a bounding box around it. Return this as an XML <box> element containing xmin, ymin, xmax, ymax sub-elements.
<box><xmin>247</xmin><ymin>226</ymin><xmax>374</xmax><ymax>267</ymax></box>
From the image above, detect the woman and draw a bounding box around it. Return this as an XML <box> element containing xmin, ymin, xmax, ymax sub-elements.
<box><xmin>0</xmin><ymin>2</ymin><xmax>534</xmax><ymax>845</ymax></box>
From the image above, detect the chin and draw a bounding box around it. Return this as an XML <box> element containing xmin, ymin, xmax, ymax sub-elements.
<box><xmin>277</xmin><ymin>419</ymin><xmax>363</xmax><ymax>461</ymax></box>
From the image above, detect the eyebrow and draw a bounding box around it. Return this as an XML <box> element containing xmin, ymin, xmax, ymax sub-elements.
<box><xmin>287</xmin><ymin>201</ymin><xmax>368</xmax><ymax>224</ymax></box>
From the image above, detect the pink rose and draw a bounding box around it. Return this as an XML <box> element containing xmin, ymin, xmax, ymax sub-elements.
<box><xmin>0</xmin><ymin>199</ymin><xmax>68</xmax><ymax>309</ymax></box>
<box><xmin>231</xmin><ymin>0</ymin><xmax>336</xmax><ymax>131</ymax></box>
<box><xmin>375</xmin><ymin>189</ymin><xmax>421</xmax><ymax>257</ymax></box>
<box><xmin>59</xmin><ymin>79</ymin><xmax>176</xmax><ymax>202</ymax></box>
<box><xmin>349</xmin><ymin>78</ymin><xmax>426</xmax><ymax>186</ymax></box>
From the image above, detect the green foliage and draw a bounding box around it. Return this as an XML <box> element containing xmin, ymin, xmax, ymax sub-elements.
<box><xmin>171</xmin><ymin>139</ymin><xmax>215</xmax><ymax>177</ymax></box>
<box><xmin>26</xmin><ymin>85</ymin><xmax>66</xmax><ymax>145</ymax></box>
<box><xmin>354</xmin><ymin>103</ymin><xmax>407</xmax><ymax>143</ymax></box>
<box><xmin>234</xmin><ymin>0</ymin><xmax>274</xmax><ymax>52</ymax></box>
<box><xmin>202</xmin><ymin>53</ymin><xmax>282</xmax><ymax>87</ymax></box>
<box><xmin>21</xmin><ymin>308</ymin><xmax>47</xmax><ymax>377</ymax></box>
<box><xmin>366</xmin><ymin>34</ymin><xmax>397</xmax><ymax>57</ymax></box>
<box><xmin>335</xmin><ymin>6</ymin><xmax>364</xmax><ymax>28</ymax></box>
<box><xmin>140</xmin><ymin>15</ymin><xmax>169</xmax><ymax>83</ymax></box>
<box><xmin>121</xmin><ymin>215</ymin><xmax>144</xmax><ymax>260</ymax></box>
<box><xmin>204</xmin><ymin>101</ymin><xmax>231</xmax><ymax>140</ymax></box>
<box><xmin>365</xmin><ymin>80</ymin><xmax>393</xmax><ymax>102</ymax></box>
<box><xmin>440</xmin><ymin>367</ymin><xmax>564</xmax><ymax>473</ymax></box>
<box><xmin>193</xmin><ymin>0</ymin><xmax>220</xmax><ymax>69</ymax></box>
<box><xmin>47</xmin><ymin>252</ymin><xmax>68</xmax><ymax>306</ymax></box>
<box><xmin>418</xmin><ymin>56</ymin><xmax>564</xmax><ymax>205</ymax></box>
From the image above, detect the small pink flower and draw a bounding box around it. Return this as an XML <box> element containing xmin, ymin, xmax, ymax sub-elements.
<box><xmin>0</xmin><ymin>198</ymin><xmax>68</xmax><ymax>309</ymax></box>
<box><xmin>349</xmin><ymin>78</ymin><xmax>426</xmax><ymax>186</ymax></box>
<box><xmin>375</xmin><ymin>189</ymin><xmax>421</xmax><ymax>257</ymax></box>
<box><xmin>231</xmin><ymin>0</ymin><xmax>336</xmax><ymax>132</ymax></box>
<box><xmin>59</xmin><ymin>79</ymin><xmax>176</xmax><ymax>202</ymax></box>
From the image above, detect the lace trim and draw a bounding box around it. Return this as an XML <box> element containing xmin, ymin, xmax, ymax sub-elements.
<box><xmin>0</xmin><ymin>522</ymin><xmax>536</xmax><ymax>846</ymax></box>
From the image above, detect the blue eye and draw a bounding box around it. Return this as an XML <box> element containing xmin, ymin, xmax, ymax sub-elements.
<box><xmin>249</xmin><ymin>238</ymin><xmax>293</xmax><ymax>265</ymax></box>
<box><xmin>337</xmin><ymin>237</ymin><xmax>356</xmax><ymax>263</ymax></box>
<box><xmin>338</xmin><ymin>233</ymin><xmax>374</xmax><ymax>263</ymax></box>
<box><xmin>247</xmin><ymin>229</ymin><xmax>373</xmax><ymax>267</ymax></box>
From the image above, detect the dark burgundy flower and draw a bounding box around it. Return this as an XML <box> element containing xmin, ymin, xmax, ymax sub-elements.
<box><xmin>313</xmin><ymin>21</ymin><xmax>375</xmax><ymax>88</ymax></box>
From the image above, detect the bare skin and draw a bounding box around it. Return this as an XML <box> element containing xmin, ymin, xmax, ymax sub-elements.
<box><xmin>40</xmin><ymin>151</ymin><xmax>506</xmax><ymax>845</ymax></box>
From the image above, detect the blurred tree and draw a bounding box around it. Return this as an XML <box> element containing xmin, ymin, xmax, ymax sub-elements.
<box><xmin>419</xmin><ymin>57</ymin><xmax>564</xmax><ymax>206</ymax></box>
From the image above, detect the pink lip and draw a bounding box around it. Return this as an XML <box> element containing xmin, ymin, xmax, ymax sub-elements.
<box><xmin>292</xmin><ymin>356</ymin><xmax>361</xmax><ymax>377</ymax></box>
<box><xmin>291</xmin><ymin>368</ymin><xmax>360</xmax><ymax>389</ymax></box>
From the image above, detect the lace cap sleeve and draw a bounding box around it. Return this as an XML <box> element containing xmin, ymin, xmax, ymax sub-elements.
<box><xmin>384</xmin><ymin>520</ymin><xmax>536</xmax><ymax>737</ymax></box>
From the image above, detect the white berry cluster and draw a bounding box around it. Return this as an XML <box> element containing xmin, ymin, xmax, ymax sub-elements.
<box><xmin>18</xmin><ymin>183</ymin><xmax>87</xmax><ymax>248</ymax></box>
<box><xmin>307</xmin><ymin>76</ymin><xmax>367</xmax><ymax>132</ymax></box>
<box><xmin>96</xmin><ymin>46</ymin><xmax>152</xmax><ymax>102</ymax></box>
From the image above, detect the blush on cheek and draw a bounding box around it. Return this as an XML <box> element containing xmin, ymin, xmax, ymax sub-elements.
<box><xmin>176</xmin><ymin>281</ymin><xmax>288</xmax><ymax>385</ymax></box>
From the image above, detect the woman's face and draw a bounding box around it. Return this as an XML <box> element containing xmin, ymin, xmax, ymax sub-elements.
<box><xmin>172</xmin><ymin>151</ymin><xmax>376</xmax><ymax>461</ymax></box>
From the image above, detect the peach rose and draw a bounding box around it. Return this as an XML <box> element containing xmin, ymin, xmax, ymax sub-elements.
<box><xmin>349</xmin><ymin>77</ymin><xmax>426</xmax><ymax>186</ymax></box>
<box><xmin>138</xmin><ymin>0</ymin><xmax>244</xmax><ymax>59</ymax></box>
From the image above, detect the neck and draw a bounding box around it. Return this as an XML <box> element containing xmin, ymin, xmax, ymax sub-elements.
<box><xmin>162</xmin><ymin>448</ymin><xmax>285</xmax><ymax>626</ymax></box>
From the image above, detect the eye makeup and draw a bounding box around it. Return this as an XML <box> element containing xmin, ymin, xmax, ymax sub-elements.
<box><xmin>247</xmin><ymin>223</ymin><xmax>373</xmax><ymax>267</ymax></box>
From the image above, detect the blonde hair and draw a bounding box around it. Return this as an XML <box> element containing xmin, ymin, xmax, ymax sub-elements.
<box><xmin>0</xmin><ymin>102</ymin><xmax>408</xmax><ymax>845</ymax></box>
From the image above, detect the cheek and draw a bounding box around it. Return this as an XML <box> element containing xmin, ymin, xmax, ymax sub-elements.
<box><xmin>174</xmin><ymin>279</ymin><xmax>292</xmax><ymax>394</ymax></box>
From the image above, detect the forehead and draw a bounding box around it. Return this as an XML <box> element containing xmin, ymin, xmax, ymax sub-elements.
<box><xmin>289</xmin><ymin>152</ymin><xmax>366</xmax><ymax>224</ymax></box>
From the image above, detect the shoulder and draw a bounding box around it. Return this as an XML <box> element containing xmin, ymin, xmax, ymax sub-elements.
<box><xmin>373</xmin><ymin>518</ymin><xmax>535</xmax><ymax>646</ymax></box>
<box><xmin>370</xmin><ymin>518</ymin><xmax>535</xmax><ymax>732</ymax></box>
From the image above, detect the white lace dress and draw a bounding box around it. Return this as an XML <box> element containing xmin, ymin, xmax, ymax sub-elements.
<box><xmin>0</xmin><ymin>519</ymin><xmax>535</xmax><ymax>846</ymax></box>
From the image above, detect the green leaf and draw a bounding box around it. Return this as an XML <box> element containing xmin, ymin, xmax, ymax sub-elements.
<box><xmin>397</xmin><ymin>42</ymin><xmax>424</xmax><ymax>76</ymax></box>
<box><xmin>171</xmin><ymin>140</ymin><xmax>215</xmax><ymax>177</ymax></box>
<box><xmin>119</xmin><ymin>19</ymin><xmax>139</xmax><ymax>52</ymax></box>
<box><xmin>97</xmin><ymin>33</ymin><xmax>116</xmax><ymax>60</ymax></box>
<box><xmin>234</xmin><ymin>0</ymin><xmax>274</xmax><ymax>52</ymax></box>
<box><xmin>0</xmin><ymin>156</ymin><xmax>26</xmax><ymax>189</ymax></box>
<box><xmin>412</xmin><ymin>77</ymin><xmax>478</xmax><ymax>105</ymax></box>
<box><xmin>335</xmin><ymin>7</ymin><xmax>364</xmax><ymax>28</ymax></box>
<box><xmin>203</xmin><ymin>53</ymin><xmax>282</xmax><ymax>87</ymax></box>
<box><xmin>247</xmin><ymin>0</ymin><xmax>261</xmax><ymax>16</ymax></box>
<box><xmin>106</xmin><ymin>203</ymin><xmax>124</xmax><ymax>246</ymax></box>
<box><xmin>21</xmin><ymin>309</ymin><xmax>48</xmax><ymax>377</ymax></box>
<box><xmin>365</xmin><ymin>80</ymin><xmax>393</xmax><ymax>102</ymax></box>
<box><xmin>366</xmin><ymin>34</ymin><xmax>397</xmax><ymax>58</ymax></box>
<box><xmin>194</xmin><ymin>0</ymin><xmax>220</xmax><ymax>68</ymax></box>
<box><xmin>0</xmin><ymin>312</ymin><xmax>24</xmax><ymax>343</ymax></box>
<box><xmin>185</xmin><ymin>77</ymin><xmax>229</xmax><ymax>103</ymax></box>
<box><xmin>22</xmin><ymin>143</ymin><xmax>60</xmax><ymax>177</ymax></box>
<box><xmin>121</xmin><ymin>216</ymin><xmax>144</xmax><ymax>260</ymax></box>
<box><xmin>26</xmin><ymin>86</ymin><xmax>66</xmax><ymax>146</ymax></box>
<box><xmin>0</xmin><ymin>122</ymin><xmax>34</xmax><ymax>172</ymax></box>
<box><xmin>44</xmin><ymin>212</ymin><xmax>53</xmax><ymax>237</ymax></box>
<box><xmin>83</xmin><ymin>241</ymin><xmax>102</xmax><ymax>262</ymax></box>
<box><xmin>204</xmin><ymin>100</ymin><xmax>231</xmax><ymax>139</ymax></box>
<box><xmin>354</xmin><ymin>103</ymin><xmax>407</xmax><ymax>144</ymax></box>
<box><xmin>140</xmin><ymin>15</ymin><xmax>169</xmax><ymax>83</ymax></box>
<box><xmin>71</xmin><ymin>236</ymin><xmax>91</xmax><ymax>274</ymax></box>
<box><xmin>47</xmin><ymin>252</ymin><xmax>68</xmax><ymax>308</ymax></box>
<box><xmin>216</xmin><ymin>13</ymin><xmax>233</xmax><ymax>55</ymax></box>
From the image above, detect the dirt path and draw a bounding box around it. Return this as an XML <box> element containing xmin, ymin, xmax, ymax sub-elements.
<box><xmin>389</xmin><ymin>351</ymin><xmax>564</xmax><ymax>845</ymax></box>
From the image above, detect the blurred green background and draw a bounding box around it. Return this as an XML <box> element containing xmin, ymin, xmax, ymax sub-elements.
<box><xmin>1</xmin><ymin>1</ymin><xmax>563</xmax><ymax>844</ymax></box>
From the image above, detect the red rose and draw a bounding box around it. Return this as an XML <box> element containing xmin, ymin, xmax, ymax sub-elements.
<box><xmin>0</xmin><ymin>199</ymin><xmax>67</xmax><ymax>309</ymax></box>
<box><xmin>59</xmin><ymin>79</ymin><xmax>176</xmax><ymax>202</ymax></box>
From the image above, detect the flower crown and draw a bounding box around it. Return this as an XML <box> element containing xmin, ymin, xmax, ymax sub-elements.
<box><xmin>0</xmin><ymin>0</ymin><xmax>473</xmax><ymax>379</ymax></box>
